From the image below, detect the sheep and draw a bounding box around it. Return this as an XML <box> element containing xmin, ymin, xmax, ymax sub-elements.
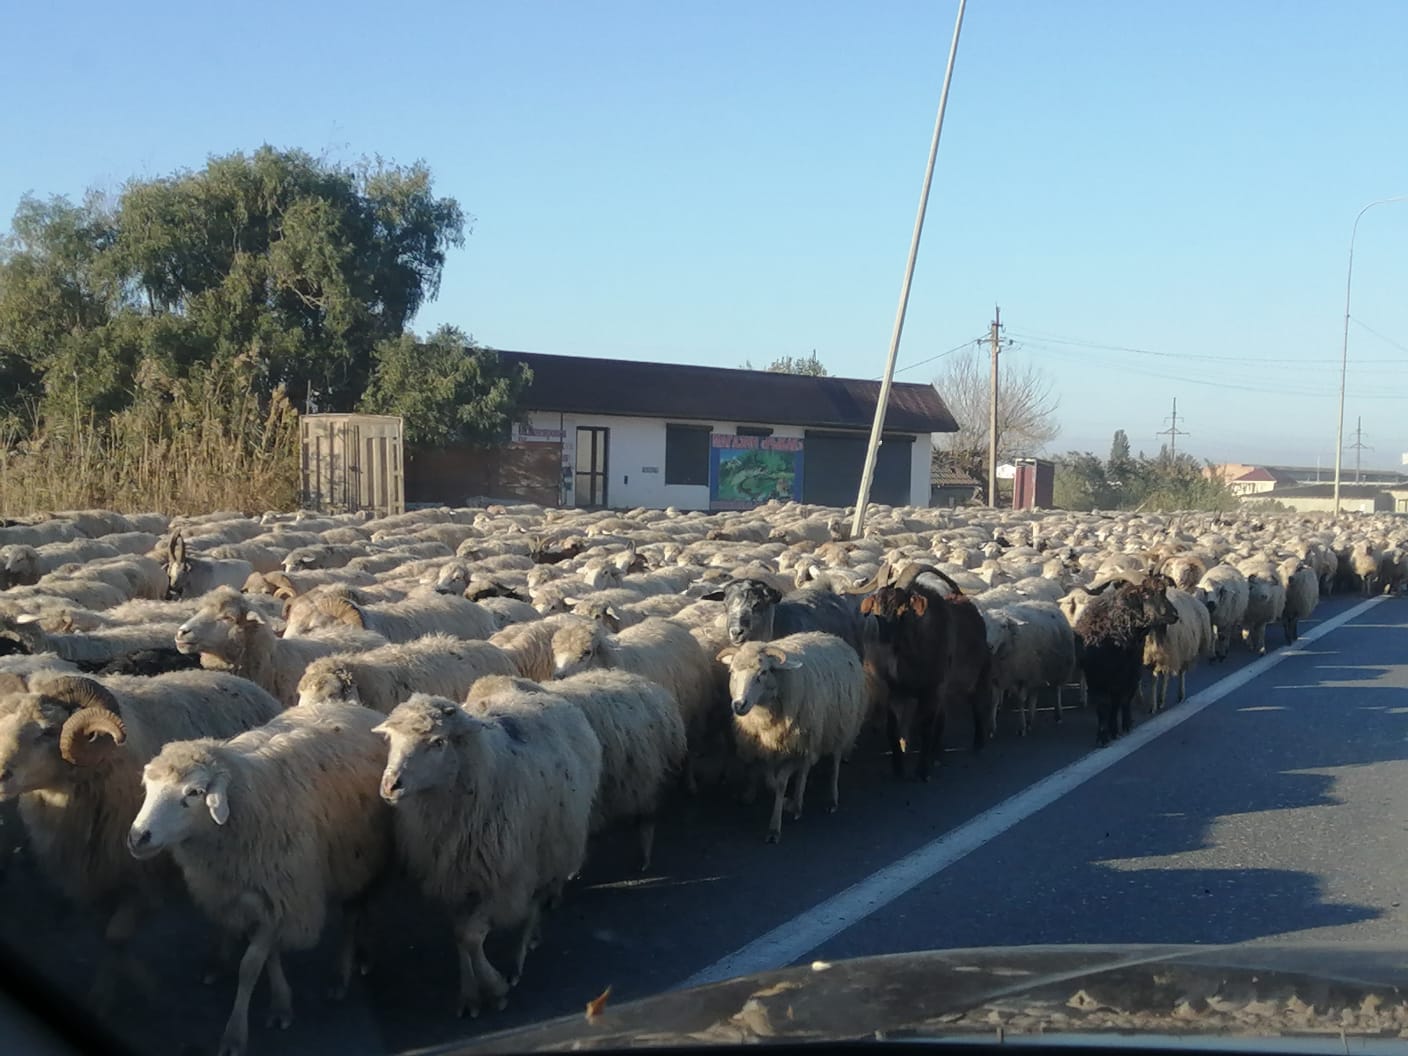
<box><xmin>489</xmin><ymin>614</ymin><xmax>587</xmax><ymax>681</ymax></box>
<box><xmin>1160</xmin><ymin>554</ymin><xmax>1207</xmax><ymax>593</ymax></box>
<box><xmin>0</xmin><ymin>518</ymin><xmax>86</xmax><ymax>548</ymax></box>
<box><xmin>243</xmin><ymin>567</ymin><xmax>378</xmax><ymax>600</ymax></box>
<box><xmin>701</xmin><ymin>579</ymin><xmax>863</xmax><ymax>655</ymax></box>
<box><xmin>475</xmin><ymin>595</ymin><xmax>542</xmax><ymax>629</ymax></box>
<box><xmin>1278</xmin><ymin>558</ymin><xmax>1318</xmax><ymax>642</ymax></box>
<box><xmin>175</xmin><ymin>587</ymin><xmax>385</xmax><ymax>706</ymax></box>
<box><xmin>981</xmin><ymin>600</ymin><xmax>1078</xmax><ymax>736</ymax></box>
<box><xmin>1142</xmin><ymin>587</ymin><xmax>1214</xmax><ymax>711</ymax></box>
<box><xmin>281</xmin><ymin>543</ymin><xmax>368</xmax><ymax>572</ymax></box>
<box><xmin>297</xmin><ymin>635</ymin><xmax>518</xmax><ymax>714</ymax></box>
<box><xmin>550</xmin><ymin>617</ymin><xmax>716</xmax><ymax>771</ymax></box>
<box><xmin>128</xmin><ymin>701</ymin><xmax>391</xmax><ymax>1056</ymax></box>
<box><xmin>0</xmin><ymin>671</ymin><xmax>281</xmax><ymax>1000</ymax></box>
<box><xmin>1075</xmin><ymin>576</ymin><xmax>1180</xmax><ymax>745</ymax></box>
<box><xmin>164</xmin><ymin>533</ymin><xmax>254</xmax><ymax>600</ymax></box>
<box><xmin>715</xmin><ymin>632</ymin><xmax>868</xmax><ymax>842</ymax></box>
<box><xmin>0</xmin><ymin>539</ymin><xmax>122</xmax><ymax>589</ymax></box>
<box><xmin>1350</xmin><ymin>540</ymin><xmax>1380</xmax><ymax>596</ymax></box>
<box><xmin>4</xmin><ymin>611</ymin><xmax>188</xmax><ymax>667</ymax></box>
<box><xmin>373</xmin><ymin>692</ymin><xmax>601</xmax><ymax>1017</ymax></box>
<box><xmin>467</xmin><ymin>670</ymin><xmax>686</xmax><ymax>870</ymax></box>
<box><xmin>1196</xmin><ymin>564</ymin><xmax>1250</xmax><ymax>661</ymax></box>
<box><xmin>1241</xmin><ymin>573</ymin><xmax>1287</xmax><ymax>655</ymax></box>
<box><xmin>283</xmin><ymin>588</ymin><xmax>497</xmax><ymax>643</ymax></box>
<box><xmin>207</xmin><ymin>540</ymin><xmax>286</xmax><ymax>574</ymax></box>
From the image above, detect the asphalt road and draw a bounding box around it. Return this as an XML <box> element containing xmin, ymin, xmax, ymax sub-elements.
<box><xmin>3</xmin><ymin>593</ymin><xmax>1404</xmax><ymax>1055</ymax></box>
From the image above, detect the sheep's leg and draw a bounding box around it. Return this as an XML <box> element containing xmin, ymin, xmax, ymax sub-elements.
<box><xmin>765</xmin><ymin>766</ymin><xmax>791</xmax><ymax>843</ymax></box>
<box><xmin>509</xmin><ymin>902</ymin><xmax>541</xmax><ymax>987</ymax></box>
<box><xmin>916</xmin><ymin>690</ymin><xmax>948</xmax><ymax>782</ymax></box>
<box><xmin>329</xmin><ymin>902</ymin><xmax>370</xmax><ymax>1001</ymax></box>
<box><xmin>787</xmin><ymin>763</ymin><xmax>811</xmax><ymax>821</ymax></box>
<box><xmin>1177</xmin><ymin>668</ymin><xmax>1187</xmax><ymax>704</ymax></box>
<box><xmin>452</xmin><ymin>910</ymin><xmax>509</xmax><ymax>1017</ymax></box>
<box><xmin>637</xmin><ymin>815</ymin><xmax>657</xmax><ymax>873</ymax></box>
<box><xmin>219</xmin><ymin>922</ymin><xmax>277</xmax><ymax>1056</ymax></box>
<box><xmin>204</xmin><ymin>929</ymin><xmax>238</xmax><ymax>986</ymax></box>
<box><xmin>264</xmin><ymin>952</ymin><xmax>293</xmax><ymax>1030</ymax></box>
<box><xmin>886</xmin><ymin>706</ymin><xmax>906</xmax><ymax>779</ymax></box>
<box><xmin>828</xmin><ymin>752</ymin><xmax>843</xmax><ymax>813</ymax></box>
<box><xmin>1054</xmin><ymin>683</ymin><xmax>1064</xmax><ymax>724</ymax></box>
<box><xmin>90</xmin><ymin>896</ymin><xmax>152</xmax><ymax>1012</ymax></box>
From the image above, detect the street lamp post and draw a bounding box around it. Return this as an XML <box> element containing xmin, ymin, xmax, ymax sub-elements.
<box><xmin>1333</xmin><ymin>195</ymin><xmax>1408</xmax><ymax>515</ymax></box>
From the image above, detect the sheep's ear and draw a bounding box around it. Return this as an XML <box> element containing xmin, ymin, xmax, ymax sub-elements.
<box><xmin>14</xmin><ymin>613</ymin><xmax>40</xmax><ymax>625</ymax></box>
<box><xmin>906</xmin><ymin>593</ymin><xmax>929</xmax><ymax>617</ymax></box>
<box><xmin>241</xmin><ymin>608</ymin><xmax>266</xmax><ymax>626</ymax></box>
<box><xmin>858</xmin><ymin>596</ymin><xmax>876</xmax><ymax>615</ymax></box>
<box><xmin>205</xmin><ymin>774</ymin><xmax>230</xmax><ymax>826</ymax></box>
<box><xmin>699</xmin><ymin>589</ymin><xmax>726</xmax><ymax>602</ymax></box>
<box><xmin>715</xmin><ymin>646</ymin><xmax>738</xmax><ymax>663</ymax></box>
<box><xmin>761</xmin><ymin>585</ymin><xmax>783</xmax><ymax>605</ymax></box>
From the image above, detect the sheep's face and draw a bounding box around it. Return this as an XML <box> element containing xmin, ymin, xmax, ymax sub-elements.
<box><xmin>551</xmin><ymin>625</ymin><xmax>601</xmax><ymax>678</ymax></box>
<box><xmin>0</xmin><ymin>697</ymin><xmax>68</xmax><ymax>798</ymax></box>
<box><xmin>281</xmin><ymin>597</ymin><xmax>333</xmax><ymax>637</ymax></box>
<box><xmin>374</xmin><ymin>698</ymin><xmax>465</xmax><ymax>802</ymax></box>
<box><xmin>703</xmin><ymin>580</ymin><xmax>782</xmax><ymax>646</ymax></box>
<box><xmin>296</xmin><ymin>666</ymin><xmax>356</xmax><ymax>708</ymax></box>
<box><xmin>175</xmin><ymin>590</ymin><xmax>259</xmax><ymax>659</ymax></box>
<box><xmin>281</xmin><ymin>548</ymin><xmax>323</xmax><ymax>573</ymax></box>
<box><xmin>434</xmin><ymin>563</ymin><xmax>470</xmax><ymax>597</ymax></box>
<box><xmin>129</xmin><ymin>750</ymin><xmax>224</xmax><ymax>858</ymax></box>
<box><xmin>722</xmin><ymin>646</ymin><xmax>800</xmax><ymax>718</ymax></box>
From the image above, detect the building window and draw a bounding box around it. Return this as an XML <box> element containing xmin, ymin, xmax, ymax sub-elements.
<box><xmin>737</xmin><ymin>425</ymin><xmax>773</xmax><ymax>437</ymax></box>
<box><xmin>665</xmin><ymin>424</ymin><xmax>711</xmax><ymax>485</ymax></box>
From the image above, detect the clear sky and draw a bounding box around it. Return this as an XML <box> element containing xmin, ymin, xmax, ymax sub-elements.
<box><xmin>4</xmin><ymin>1</ymin><xmax>1407</xmax><ymax>470</ymax></box>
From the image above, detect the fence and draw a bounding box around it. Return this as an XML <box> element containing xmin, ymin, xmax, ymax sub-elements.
<box><xmin>300</xmin><ymin>414</ymin><xmax>405</xmax><ymax>517</ymax></box>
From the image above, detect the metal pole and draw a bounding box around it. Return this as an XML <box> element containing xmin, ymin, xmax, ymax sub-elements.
<box><xmin>1333</xmin><ymin>195</ymin><xmax>1408</xmax><ymax>515</ymax></box>
<box><xmin>987</xmin><ymin>308</ymin><xmax>999</xmax><ymax>507</ymax></box>
<box><xmin>851</xmin><ymin>0</ymin><xmax>967</xmax><ymax>539</ymax></box>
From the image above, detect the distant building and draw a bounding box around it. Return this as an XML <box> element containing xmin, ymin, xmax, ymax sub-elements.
<box><xmin>930</xmin><ymin>464</ymin><xmax>982</xmax><ymax>507</ymax></box>
<box><xmin>1244</xmin><ymin>483</ymin><xmax>1394</xmax><ymax>514</ymax></box>
<box><xmin>1224</xmin><ymin>466</ymin><xmax>1299</xmax><ymax>496</ymax></box>
<box><xmin>406</xmin><ymin>351</ymin><xmax>958</xmax><ymax>510</ymax></box>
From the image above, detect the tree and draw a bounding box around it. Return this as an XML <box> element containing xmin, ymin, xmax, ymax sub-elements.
<box><xmin>358</xmin><ymin>326</ymin><xmax>532</xmax><ymax>449</ymax></box>
<box><xmin>1054</xmin><ymin>451</ymin><xmax>1115</xmax><ymax>511</ymax></box>
<box><xmin>0</xmin><ymin>146</ymin><xmax>466</xmax><ymax>421</ymax></box>
<box><xmin>933</xmin><ymin>347</ymin><xmax>1060</xmax><ymax>482</ymax></box>
<box><xmin>740</xmin><ymin>351</ymin><xmax>829</xmax><ymax>375</ymax></box>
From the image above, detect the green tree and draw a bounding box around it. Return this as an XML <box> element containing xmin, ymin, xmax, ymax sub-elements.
<box><xmin>358</xmin><ymin>327</ymin><xmax>532</xmax><ymax>448</ymax></box>
<box><xmin>740</xmin><ymin>351</ymin><xmax>830</xmax><ymax>375</ymax></box>
<box><xmin>1053</xmin><ymin>451</ymin><xmax>1115</xmax><ymax>511</ymax></box>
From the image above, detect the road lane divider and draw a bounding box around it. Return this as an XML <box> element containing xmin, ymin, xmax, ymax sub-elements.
<box><xmin>678</xmin><ymin>595</ymin><xmax>1386</xmax><ymax>989</ymax></box>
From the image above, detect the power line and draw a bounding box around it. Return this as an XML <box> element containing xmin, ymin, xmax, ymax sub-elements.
<box><xmin>1155</xmin><ymin>397</ymin><xmax>1189</xmax><ymax>457</ymax></box>
<box><xmin>890</xmin><ymin>336</ymin><xmax>986</xmax><ymax>378</ymax></box>
<box><xmin>1350</xmin><ymin>316</ymin><xmax>1408</xmax><ymax>357</ymax></box>
<box><xmin>1008</xmin><ymin>326</ymin><xmax>1408</xmax><ymax>367</ymax></box>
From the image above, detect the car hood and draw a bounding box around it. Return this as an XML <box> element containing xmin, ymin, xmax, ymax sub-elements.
<box><xmin>446</xmin><ymin>944</ymin><xmax>1408</xmax><ymax>1052</ymax></box>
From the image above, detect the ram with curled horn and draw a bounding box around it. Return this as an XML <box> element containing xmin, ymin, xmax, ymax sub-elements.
<box><xmin>44</xmin><ymin>676</ymin><xmax>128</xmax><ymax>766</ymax></box>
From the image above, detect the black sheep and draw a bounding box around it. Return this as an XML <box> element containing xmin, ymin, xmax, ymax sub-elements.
<box><xmin>1075</xmin><ymin>576</ymin><xmax>1179</xmax><ymax>746</ymax></box>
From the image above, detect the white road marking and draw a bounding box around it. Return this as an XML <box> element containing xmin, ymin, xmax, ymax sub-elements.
<box><xmin>678</xmin><ymin>596</ymin><xmax>1386</xmax><ymax>990</ymax></box>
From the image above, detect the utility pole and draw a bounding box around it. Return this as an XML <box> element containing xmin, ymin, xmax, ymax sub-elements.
<box><xmin>987</xmin><ymin>306</ymin><xmax>1000</xmax><ymax>508</ymax></box>
<box><xmin>1156</xmin><ymin>397</ymin><xmax>1188</xmax><ymax>458</ymax></box>
<box><xmin>1347</xmin><ymin>416</ymin><xmax>1371</xmax><ymax>483</ymax></box>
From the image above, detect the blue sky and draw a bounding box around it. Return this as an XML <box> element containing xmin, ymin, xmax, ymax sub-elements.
<box><xmin>3</xmin><ymin>1</ymin><xmax>1407</xmax><ymax>468</ymax></box>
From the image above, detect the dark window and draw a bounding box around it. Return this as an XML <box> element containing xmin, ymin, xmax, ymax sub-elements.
<box><xmin>665</xmin><ymin>424</ymin><xmax>711</xmax><ymax>485</ymax></box>
<box><xmin>736</xmin><ymin>425</ymin><xmax>773</xmax><ymax>437</ymax></box>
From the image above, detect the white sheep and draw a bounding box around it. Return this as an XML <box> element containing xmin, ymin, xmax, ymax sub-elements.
<box><xmin>374</xmin><ymin>691</ymin><xmax>600</xmax><ymax>1017</ymax></box>
<box><xmin>1196</xmin><ymin>564</ymin><xmax>1250</xmax><ymax>661</ymax></box>
<box><xmin>297</xmin><ymin>635</ymin><xmax>518</xmax><ymax>714</ymax></box>
<box><xmin>1143</xmin><ymin>587</ymin><xmax>1213</xmax><ymax>711</ymax></box>
<box><xmin>980</xmin><ymin>600</ymin><xmax>1078</xmax><ymax>736</ymax></box>
<box><xmin>467</xmin><ymin>670</ymin><xmax>686</xmax><ymax>871</ymax></box>
<box><xmin>716</xmin><ymin>631</ymin><xmax>868</xmax><ymax>843</ymax></box>
<box><xmin>0</xmin><ymin>539</ymin><xmax>123</xmax><ymax>589</ymax></box>
<box><xmin>550</xmin><ymin>616</ymin><xmax>716</xmax><ymax>773</ymax></box>
<box><xmin>1241</xmin><ymin>572</ymin><xmax>1286</xmax><ymax>655</ymax></box>
<box><xmin>1278</xmin><ymin>558</ymin><xmax>1318</xmax><ymax>641</ymax></box>
<box><xmin>475</xmin><ymin>595</ymin><xmax>542</xmax><ymax>629</ymax></box>
<box><xmin>129</xmin><ymin>701</ymin><xmax>391</xmax><ymax>1056</ymax></box>
<box><xmin>0</xmin><ymin>670</ymin><xmax>280</xmax><ymax>1001</ymax></box>
<box><xmin>283</xmin><ymin>587</ymin><xmax>497</xmax><ymax>643</ymax></box>
<box><xmin>174</xmin><ymin>587</ymin><xmax>384</xmax><ymax>706</ymax></box>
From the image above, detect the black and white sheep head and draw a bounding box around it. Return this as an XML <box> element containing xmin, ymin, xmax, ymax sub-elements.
<box><xmin>129</xmin><ymin>742</ymin><xmax>229</xmax><ymax>859</ymax></box>
<box><xmin>700</xmin><ymin>579</ymin><xmax>783</xmax><ymax>646</ymax></box>
<box><xmin>174</xmin><ymin>587</ymin><xmax>265</xmax><ymax>659</ymax></box>
<box><xmin>373</xmin><ymin>694</ymin><xmax>474</xmax><ymax>803</ymax></box>
<box><xmin>0</xmin><ymin>675</ymin><xmax>127</xmax><ymax>799</ymax></box>
<box><xmin>715</xmin><ymin>642</ymin><xmax>802</xmax><ymax>717</ymax></box>
<box><xmin>433</xmin><ymin>561</ymin><xmax>472</xmax><ymax>597</ymax></box>
<box><xmin>164</xmin><ymin>533</ymin><xmax>192</xmax><ymax>599</ymax></box>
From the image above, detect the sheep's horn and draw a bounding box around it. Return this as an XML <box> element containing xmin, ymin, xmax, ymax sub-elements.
<box><xmin>842</xmin><ymin>560</ymin><xmax>893</xmax><ymax>595</ymax></box>
<box><xmin>59</xmin><ymin>706</ymin><xmax>127</xmax><ymax>765</ymax></box>
<box><xmin>326</xmin><ymin>596</ymin><xmax>367</xmax><ymax>628</ymax></box>
<box><xmin>41</xmin><ymin>675</ymin><xmax>123</xmax><ymax>714</ymax></box>
<box><xmin>262</xmin><ymin>571</ymin><xmax>298</xmax><ymax>598</ymax></box>
<box><xmin>892</xmin><ymin>563</ymin><xmax>963</xmax><ymax>595</ymax></box>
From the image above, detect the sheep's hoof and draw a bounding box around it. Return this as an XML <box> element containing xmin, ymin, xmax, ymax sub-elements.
<box><xmin>765</xmin><ymin>830</ymin><xmax>781</xmax><ymax>844</ymax></box>
<box><xmin>458</xmin><ymin>999</ymin><xmax>481</xmax><ymax>1019</ymax></box>
<box><xmin>827</xmin><ymin>802</ymin><xmax>839</xmax><ymax>814</ymax></box>
<box><xmin>265</xmin><ymin>1007</ymin><xmax>293</xmax><ymax>1031</ymax></box>
<box><xmin>217</xmin><ymin>1032</ymin><xmax>248</xmax><ymax>1056</ymax></box>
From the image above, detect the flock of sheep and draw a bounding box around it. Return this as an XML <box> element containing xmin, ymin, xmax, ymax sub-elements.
<box><xmin>0</xmin><ymin>500</ymin><xmax>1401</xmax><ymax>1055</ymax></box>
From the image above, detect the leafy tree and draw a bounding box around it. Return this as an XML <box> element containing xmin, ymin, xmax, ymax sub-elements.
<box><xmin>0</xmin><ymin>146</ymin><xmax>466</xmax><ymax>421</ymax></box>
<box><xmin>934</xmin><ymin>347</ymin><xmax>1059</xmax><ymax>484</ymax></box>
<box><xmin>358</xmin><ymin>326</ymin><xmax>532</xmax><ymax>448</ymax></box>
<box><xmin>740</xmin><ymin>351</ymin><xmax>829</xmax><ymax>375</ymax></box>
<box><xmin>1054</xmin><ymin>451</ymin><xmax>1115</xmax><ymax>511</ymax></box>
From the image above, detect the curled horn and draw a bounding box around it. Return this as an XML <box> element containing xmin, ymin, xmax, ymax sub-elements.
<box><xmin>891</xmin><ymin>563</ymin><xmax>964</xmax><ymax>596</ymax></box>
<box><xmin>320</xmin><ymin>595</ymin><xmax>367</xmax><ymax>629</ymax></box>
<box><xmin>263</xmin><ymin>571</ymin><xmax>299</xmax><ymax>601</ymax></box>
<box><xmin>843</xmin><ymin>560</ymin><xmax>894</xmax><ymax>595</ymax></box>
<box><xmin>45</xmin><ymin>677</ymin><xmax>126</xmax><ymax>766</ymax></box>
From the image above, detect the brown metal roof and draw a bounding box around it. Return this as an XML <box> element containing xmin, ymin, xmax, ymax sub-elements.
<box><xmin>496</xmin><ymin>350</ymin><xmax>958</xmax><ymax>434</ymax></box>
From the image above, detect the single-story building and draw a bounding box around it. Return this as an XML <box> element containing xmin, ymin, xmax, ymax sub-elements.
<box><xmin>1225</xmin><ymin>466</ymin><xmax>1300</xmax><ymax>496</ymax></box>
<box><xmin>408</xmin><ymin>351</ymin><xmax>958</xmax><ymax>510</ymax></box>
<box><xmin>931</xmin><ymin>465</ymin><xmax>982</xmax><ymax>508</ymax></box>
<box><xmin>1244</xmin><ymin>483</ymin><xmax>1394</xmax><ymax>514</ymax></box>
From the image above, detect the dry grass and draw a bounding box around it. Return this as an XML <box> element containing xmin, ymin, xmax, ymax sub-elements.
<box><xmin>0</xmin><ymin>361</ymin><xmax>299</xmax><ymax>518</ymax></box>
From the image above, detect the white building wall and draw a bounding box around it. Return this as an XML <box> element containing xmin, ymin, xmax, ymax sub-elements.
<box><xmin>524</xmin><ymin>410</ymin><xmax>933</xmax><ymax>510</ymax></box>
